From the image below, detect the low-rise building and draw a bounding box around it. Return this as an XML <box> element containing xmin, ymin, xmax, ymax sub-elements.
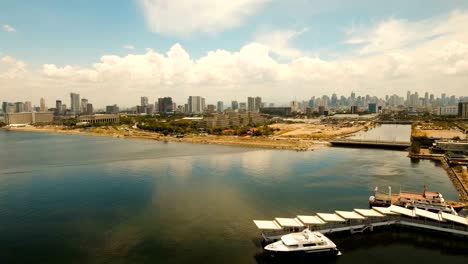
<box><xmin>5</xmin><ymin>112</ymin><xmax>54</xmax><ymax>125</ymax></box>
<box><xmin>432</xmin><ymin>140</ymin><xmax>468</xmax><ymax>154</ymax></box>
<box><xmin>260</xmin><ymin>107</ymin><xmax>292</xmax><ymax>116</ymax></box>
<box><xmin>78</xmin><ymin>114</ymin><xmax>119</xmax><ymax>124</ymax></box>
<box><xmin>435</xmin><ymin>106</ymin><xmax>458</xmax><ymax>116</ymax></box>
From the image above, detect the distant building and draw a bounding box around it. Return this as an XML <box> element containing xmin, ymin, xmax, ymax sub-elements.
<box><xmin>350</xmin><ymin>106</ymin><xmax>358</xmax><ymax>114</ymax></box>
<box><xmin>436</xmin><ymin>106</ymin><xmax>458</xmax><ymax>116</ymax></box>
<box><xmin>188</xmin><ymin>96</ymin><xmax>205</xmax><ymax>114</ymax></box>
<box><xmin>70</xmin><ymin>93</ymin><xmax>80</xmax><ymax>114</ymax></box>
<box><xmin>40</xmin><ymin>98</ymin><xmax>46</xmax><ymax>112</ymax></box>
<box><xmin>24</xmin><ymin>101</ymin><xmax>32</xmax><ymax>112</ymax></box>
<box><xmin>106</xmin><ymin>104</ymin><xmax>119</xmax><ymax>114</ymax></box>
<box><xmin>55</xmin><ymin>100</ymin><xmax>62</xmax><ymax>115</ymax></box>
<box><xmin>217</xmin><ymin>101</ymin><xmax>224</xmax><ymax>113</ymax></box>
<box><xmin>81</xmin><ymin>98</ymin><xmax>88</xmax><ymax>114</ymax></box>
<box><xmin>206</xmin><ymin>104</ymin><xmax>216</xmax><ymax>113</ymax></box>
<box><xmin>459</xmin><ymin>102</ymin><xmax>468</xmax><ymax>119</ymax></box>
<box><xmin>86</xmin><ymin>104</ymin><xmax>93</xmax><ymax>115</ymax></box>
<box><xmin>158</xmin><ymin>97</ymin><xmax>173</xmax><ymax>113</ymax></box>
<box><xmin>15</xmin><ymin>102</ymin><xmax>24</xmax><ymax>113</ymax></box>
<box><xmin>260</xmin><ymin>107</ymin><xmax>292</xmax><ymax>116</ymax></box>
<box><xmin>231</xmin><ymin>101</ymin><xmax>239</xmax><ymax>110</ymax></box>
<box><xmin>5</xmin><ymin>112</ymin><xmax>53</xmax><ymax>125</ymax></box>
<box><xmin>368</xmin><ymin>103</ymin><xmax>377</xmax><ymax>113</ymax></box>
<box><xmin>78</xmin><ymin>114</ymin><xmax>120</xmax><ymax>124</ymax></box>
<box><xmin>318</xmin><ymin>106</ymin><xmax>325</xmax><ymax>116</ymax></box>
<box><xmin>200</xmin><ymin>112</ymin><xmax>266</xmax><ymax>129</ymax></box>
<box><xmin>239</xmin><ymin>102</ymin><xmax>247</xmax><ymax>112</ymax></box>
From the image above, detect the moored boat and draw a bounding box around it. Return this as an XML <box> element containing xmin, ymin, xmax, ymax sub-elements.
<box><xmin>369</xmin><ymin>186</ymin><xmax>466</xmax><ymax>214</ymax></box>
<box><xmin>264</xmin><ymin>229</ymin><xmax>341</xmax><ymax>257</ymax></box>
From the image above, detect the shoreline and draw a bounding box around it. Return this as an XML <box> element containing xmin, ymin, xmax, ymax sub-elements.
<box><xmin>1</xmin><ymin>126</ymin><xmax>336</xmax><ymax>151</ymax></box>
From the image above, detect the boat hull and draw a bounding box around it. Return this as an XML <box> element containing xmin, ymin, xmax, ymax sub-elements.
<box><xmin>266</xmin><ymin>248</ymin><xmax>341</xmax><ymax>258</ymax></box>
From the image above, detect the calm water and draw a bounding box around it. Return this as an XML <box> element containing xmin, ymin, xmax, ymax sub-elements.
<box><xmin>0</xmin><ymin>130</ymin><xmax>467</xmax><ymax>263</ymax></box>
<box><xmin>348</xmin><ymin>124</ymin><xmax>411</xmax><ymax>142</ymax></box>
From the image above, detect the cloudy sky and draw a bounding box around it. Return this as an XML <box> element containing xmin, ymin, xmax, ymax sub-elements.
<box><xmin>1</xmin><ymin>0</ymin><xmax>468</xmax><ymax>108</ymax></box>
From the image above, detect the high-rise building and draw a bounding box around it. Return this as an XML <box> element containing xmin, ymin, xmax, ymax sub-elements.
<box><xmin>231</xmin><ymin>101</ymin><xmax>238</xmax><ymax>110</ymax></box>
<box><xmin>81</xmin><ymin>98</ymin><xmax>88</xmax><ymax>114</ymax></box>
<box><xmin>70</xmin><ymin>93</ymin><xmax>80</xmax><ymax>114</ymax></box>
<box><xmin>24</xmin><ymin>101</ymin><xmax>32</xmax><ymax>112</ymax></box>
<box><xmin>254</xmin><ymin>97</ymin><xmax>262</xmax><ymax>112</ymax></box>
<box><xmin>331</xmin><ymin>93</ymin><xmax>337</xmax><ymax>107</ymax></box>
<box><xmin>188</xmin><ymin>96</ymin><xmax>204</xmax><ymax>114</ymax></box>
<box><xmin>86</xmin><ymin>104</ymin><xmax>93</xmax><ymax>115</ymax></box>
<box><xmin>40</xmin><ymin>97</ymin><xmax>46</xmax><ymax>112</ymax></box>
<box><xmin>141</xmin><ymin>96</ymin><xmax>148</xmax><ymax>107</ymax></box>
<box><xmin>158</xmin><ymin>97</ymin><xmax>173</xmax><ymax>113</ymax></box>
<box><xmin>406</xmin><ymin>91</ymin><xmax>411</xmax><ymax>106</ymax></box>
<box><xmin>1</xmin><ymin>102</ymin><xmax>8</xmax><ymax>113</ymax></box>
<box><xmin>55</xmin><ymin>100</ymin><xmax>62</xmax><ymax>115</ymax></box>
<box><xmin>15</xmin><ymin>102</ymin><xmax>24</xmax><ymax>112</ymax></box>
<box><xmin>7</xmin><ymin>103</ymin><xmax>15</xmax><ymax>113</ymax></box>
<box><xmin>247</xmin><ymin>97</ymin><xmax>255</xmax><ymax>112</ymax></box>
<box><xmin>217</xmin><ymin>101</ymin><xmax>224</xmax><ymax>113</ymax></box>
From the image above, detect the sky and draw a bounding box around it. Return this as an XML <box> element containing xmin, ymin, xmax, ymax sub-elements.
<box><xmin>1</xmin><ymin>0</ymin><xmax>468</xmax><ymax>108</ymax></box>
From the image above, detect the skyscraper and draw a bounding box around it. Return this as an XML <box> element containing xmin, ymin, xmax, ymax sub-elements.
<box><xmin>217</xmin><ymin>101</ymin><xmax>224</xmax><ymax>112</ymax></box>
<box><xmin>141</xmin><ymin>96</ymin><xmax>148</xmax><ymax>107</ymax></box>
<box><xmin>247</xmin><ymin>97</ymin><xmax>255</xmax><ymax>112</ymax></box>
<box><xmin>40</xmin><ymin>97</ymin><xmax>46</xmax><ymax>112</ymax></box>
<box><xmin>1</xmin><ymin>102</ymin><xmax>7</xmax><ymax>113</ymax></box>
<box><xmin>254</xmin><ymin>97</ymin><xmax>262</xmax><ymax>112</ymax></box>
<box><xmin>231</xmin><ymin>101</ymin><xmax>239</xmax><ymax>110</ymax></box>
<box><xmin>86</xmin><ymin>104</ymin><xmax>93</xmax><ymax>114</ymax></box>
<box><xmin>188</xmin><ymin>96</ymin><xmax>204</xmax><ymax>114</ymax></box>
<box><xmin>56</xmin><ymin>100</ymin><xmax>62</xmax><ymax>115</ymax></box>
<box><xmin>81</xmin><ymin>98</ymin><xmax>88</xmax><ymax>114</ymax></box>
<box><xmin>70</xmin><ymin>93</ymin><xmax>80</xmax><ymax>114</ymax></box>
<box><xmin>24</xmin><ymin>101</ymin><xmax>32</xmax><ymax>112</ymax></box>
<box><xmin>15</xmin><ymin>102</ymin><xmax>24</xmax><ymax>112</ymax></box>
<box><xmin>158</xmin><ymin>97</ymin><xmax>173</xmax><ymax>113</ymax></box>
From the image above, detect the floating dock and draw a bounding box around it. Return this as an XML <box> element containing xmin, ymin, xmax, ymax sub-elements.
<box><xmin>253</xmin><ymin>205</ymin><xmax>468</xmax><ymax>242</ymax></box>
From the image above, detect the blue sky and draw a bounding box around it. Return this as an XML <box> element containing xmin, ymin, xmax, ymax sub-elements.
<box><xmin>1</xmin><ymin>0</ymin><xmax>468</xmax><ymax>107</ymax></box>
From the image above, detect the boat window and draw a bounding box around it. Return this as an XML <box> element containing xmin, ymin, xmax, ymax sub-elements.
<box><xmin>303</xmin><ymin>243</ymin><xmax>316</xmax><ymax>247</ymax></box>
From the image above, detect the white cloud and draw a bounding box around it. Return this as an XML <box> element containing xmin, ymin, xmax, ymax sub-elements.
<box><xmin>138</xmin><ymin>0</ymin><xmax>269</xmax><ymax>36</ymax></box>
<box><xmin>432</xmin><ymin>41</ymin><xmax>468</xmax><ymax>75</ymax></box>
<box><xmin>254</xmin><ymin>28</ymin><xmax>309</xmax><ymax>60</ymax></box>
<box><xmin>2</xmin><ymin>10</ymin><xmax>468</xmax><ymax>107</ymax></box>
<box><xmin>345</xmin><ymin>11</ymin><xmax>468</xmax><ymax>55</ymax></box>
<box><xmin>123</xmin><ymin>45</ymin><xmax>135</xmax><ymax>50</ymax></box>
<box><xmin>2</xmin><ymin>24</ymin><xmax>16</xmax><ymax>32</ymax></box>
<box><xmin>0</xmin><ymin>56</ymin><xmax>27</xmax><ymax>78</ymax></box>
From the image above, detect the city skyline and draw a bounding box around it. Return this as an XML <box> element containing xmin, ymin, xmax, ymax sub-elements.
<box><xmin>1</xmin><ymin>1</ymin><xmax>468</xmax><ymax>106</ymax></box>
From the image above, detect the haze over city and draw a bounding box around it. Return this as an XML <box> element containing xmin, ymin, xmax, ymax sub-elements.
<box><xmin>2</xmin><ymin>0</ymin><xmax>468</xmax><ymax>107</ymax></box>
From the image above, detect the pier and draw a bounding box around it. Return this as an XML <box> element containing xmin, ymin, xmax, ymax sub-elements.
<box><xmin>329</xmin><ymin>139</ymin><xmax>410</xmax><ymax>150</ymax></box>
<box><xmin>253</xmin><ymin>205</ymin><xmax>468</xmax><ymax>242</ymax></box>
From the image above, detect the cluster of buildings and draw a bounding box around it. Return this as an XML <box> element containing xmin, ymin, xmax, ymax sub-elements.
<box><xmin>1</xmin><ymin>91</ymin><xmax>467</xmax><ymax>126</ymax></box>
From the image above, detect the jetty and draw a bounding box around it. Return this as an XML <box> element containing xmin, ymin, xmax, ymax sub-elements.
<box><xmin>329</xmin><ymin>139</ymin><xmax>410</xmax><ymax>150</ymax></box>
<box><xmin>253</xmin><ymin>205</ymin><xmax>468</xmax><ymax>242</ymax></box>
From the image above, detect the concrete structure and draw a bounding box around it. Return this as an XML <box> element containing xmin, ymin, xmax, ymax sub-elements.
<box><xmin>70</xmin><ymin>93</ymin><xmax>80</xmax><ymax>114</ymax></box>
<box><xmin>78</xmin><ymin>114</ymin><xmax>119</xmax><ymax>124</ymax></box>
<box><xmin>260</xmin><ymin>107</ymin><xmax>292</xmax><ymax>116</ymax></box>
<box><xmin>330</xmin><ymin>139</ymin><xmax>410</xmax><ymax>150</ymax></box>
<box><xmin>201</xmin><ymin>112</ymin><xmax>266</xmax><ymax>129</ymax></box>
<box><xmin>15</xmin><ymin>102</ymin><xmax>24</xmax><ymax>113</ymax></box>
<box><xmin>5</xmin><ymin>112</ymin><xmax>54</xmax><ymax>125</ymax></box>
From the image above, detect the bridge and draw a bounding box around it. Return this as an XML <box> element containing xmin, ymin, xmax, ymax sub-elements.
<box><xmin>253</xmin><ymin>205</ymin><xmax>468</xmax><ymax>242</ymax></box>
<box><xmin>329</xmin><ymin>139</ymin><xmax>410</xmax><ymax>150</ymax></box>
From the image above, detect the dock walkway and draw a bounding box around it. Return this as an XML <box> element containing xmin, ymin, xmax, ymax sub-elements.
<box><xmin>254</xmin><ymin>205</ymin><xmax>468</xmax><ymax>242</ymax></box>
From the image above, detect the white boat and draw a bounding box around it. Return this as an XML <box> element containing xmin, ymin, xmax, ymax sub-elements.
<box><xmin>264</xmin><ymin>229</ymin><xmax>341</xmax><ymax>257</ymax></box>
